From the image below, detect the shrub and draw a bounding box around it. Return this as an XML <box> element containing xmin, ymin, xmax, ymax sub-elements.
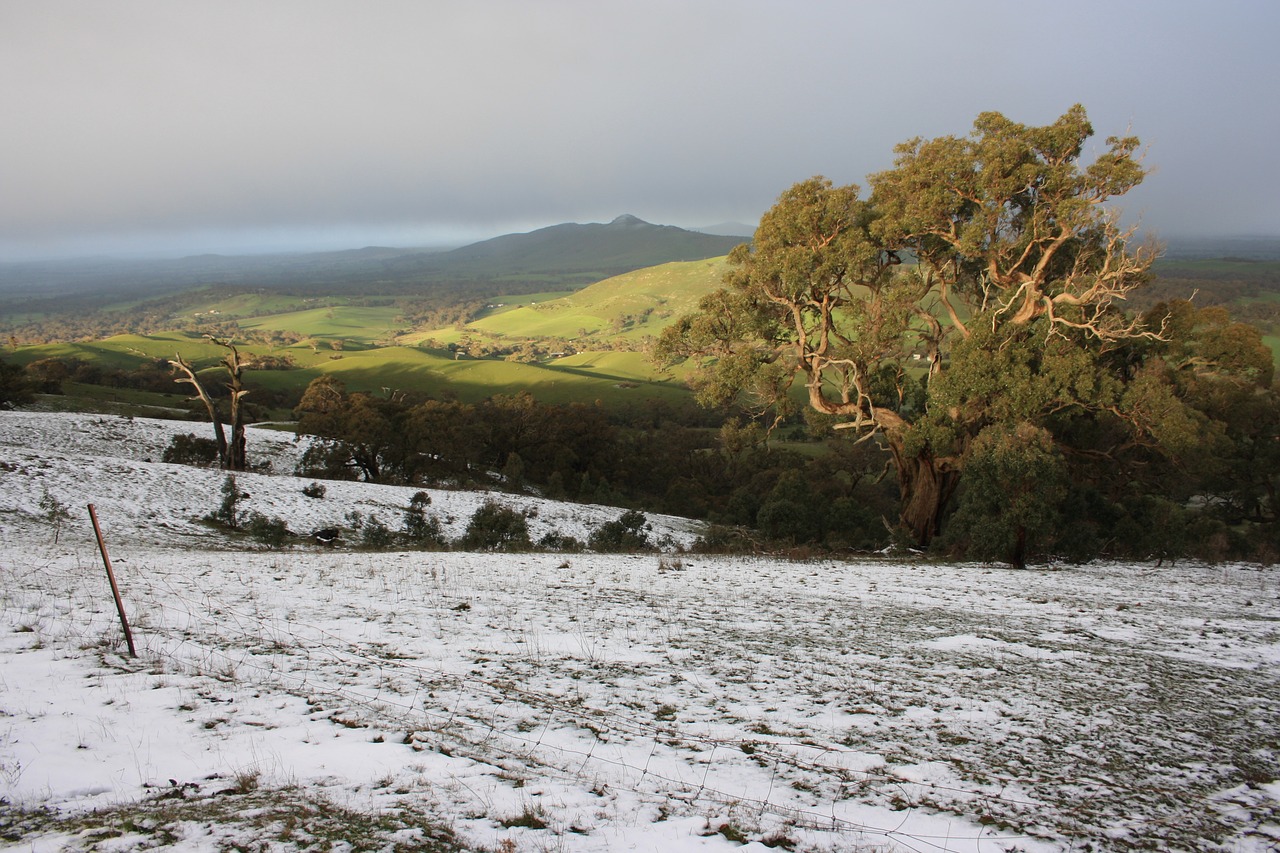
<box><xmin>692</xmin><ymin>524</ymin><xmax>755</xmax><ymax>554</ymax></box>
<box><xmin>460</xmin><ymin>501</ymin><xmax>532</xmax><ymax>552</ymax></box>
<box><xmin>537</xmin><ymin>531</ymin><xmax>584</xmax><ymax>552</ymax></box>
<box><xmin>246</xmin><ymin>512</ymin><xmax>291</xmax><ymax>549</ymax></box>
<box><xmin>162</xmin><ymin>433</ymin><xmax>220</xmax><ymax>467</ymax></box>
<box><xmin>206</xmin><ymin>474</ymin><xmax>246</xmax><ymax>530</ymax></box>
<box><xmin>588</xmin><ymin>509</ymin><xmax>652</xmax><ymax>553</ymax></box>
<box><xmin>301</xmin><ymin>481</ymin><xmax>327</xmax><ymax>499</ymax></box>
<box><xmin>38</xmin><ymin>488</ymin><xmax>72</xmax><ymax>543</ymax></box>
<box><xmin>402</xmin><ymin>491</ymin><xmax>445</xmax><ymax>547</ymax></box>
<box><xmin>359</xmin><ymin>515</ymin><xmax>395</xmax><ymax>550</ymax></box>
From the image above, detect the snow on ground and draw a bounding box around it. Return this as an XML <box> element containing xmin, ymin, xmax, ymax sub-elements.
<box><xmin>1</xmin><ymin>411</ymin><xmax>1279</xmax><ymax>852</ymax></box>
<box><xmin>0</xmin><ymin>411</ymin><xmax>703</xmax><ymax>550</ymax></box>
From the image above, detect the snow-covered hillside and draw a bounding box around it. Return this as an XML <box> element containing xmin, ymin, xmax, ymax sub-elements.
<box><xmin>0</xmin><ymin>411</ymin><xmax>703</xmax><ymax>550</ymax></box>
<box><xmin>1</xmin><ymin>411</ymin><xmax>1278</xmax><ymax>852</ymax></box>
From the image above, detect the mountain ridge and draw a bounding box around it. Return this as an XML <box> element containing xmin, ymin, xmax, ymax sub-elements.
<box><xmin>0</xmin><ymin>216</ymin><xmax>746</xmax><ymax>308</ymax></box>
<box><xmin>428</xmin><ymin>215</ymin><xmax>742</xmax><ymax>275</ymax></box>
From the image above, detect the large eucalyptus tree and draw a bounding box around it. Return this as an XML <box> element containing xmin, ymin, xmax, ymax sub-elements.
<box><xmin>657</xmin><ymin>106</ymin><xmax>1168</xmax><ymax>548</ymax></box>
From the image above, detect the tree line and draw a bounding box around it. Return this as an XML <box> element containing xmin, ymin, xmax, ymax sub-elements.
<box><xmin>289</xmin><ymin>378</ymin><xmax>900</xmax><ymax>552</ymax></box>
<box><xmin>3</xmin><ymin>329</ymin><xmax>1276</xmax><ymax>563</ymax></box>
<box><xmin>288</xmin><ymin>365</ymin><xmax>1277</xmax><ymax>563</ymax></box>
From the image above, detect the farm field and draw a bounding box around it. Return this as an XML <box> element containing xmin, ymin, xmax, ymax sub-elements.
<box><xmin>1</xmin><ymin>412</ymin><xmax>1278</xmax><ymax>852</ymax></box>
<box><xmin>9</xmin><ymin>332</ymin><xmax>700</xmax><ymax>411</ymax></box>
<box><xmin>458</xmin><ymin>258</ymin><xmax>731</xmax><ymax>344</ymax></box>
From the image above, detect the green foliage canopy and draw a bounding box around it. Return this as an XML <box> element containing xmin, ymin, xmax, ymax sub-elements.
<box><xmin>657</xmin><ymin>106</ymin><xmax>1273</xmax><ymax>557</ymax></box>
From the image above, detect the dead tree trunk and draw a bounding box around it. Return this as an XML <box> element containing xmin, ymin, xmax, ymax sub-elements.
<box><xmin>169</xmin><ymin>337</ymin><xmax>250</xmax><ymax>471</ymax></box>
<box><xmin>215</xmin><ymin>339</ymin><xmax>249</xmax><ymax>472</ymax></box>
<box><xmin>170</xmin><ymin>353</ymin><xmax>230</xmax><ymax>467</ymax></box>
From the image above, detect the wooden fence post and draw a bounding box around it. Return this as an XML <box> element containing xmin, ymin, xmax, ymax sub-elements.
<box><xmin>87</xmin><ymin>504</ymin><xmax>137</xmax><ymax>658</ymax></box>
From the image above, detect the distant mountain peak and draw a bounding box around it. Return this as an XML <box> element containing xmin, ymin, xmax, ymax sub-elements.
<box><xmin>609</xmin><ymin>214</ymin><xmax>649</xmax><ymax>227</ymax></box>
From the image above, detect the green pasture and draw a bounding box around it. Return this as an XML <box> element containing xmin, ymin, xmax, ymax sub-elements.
<box><xmin>468</xmin><ymin>291</ymin><xmax>576</xmax><ymax>318</ymax></box>
<box><xmin>470</xmin><ymin>305</ymin><xmax>603</xmax><ymax>339</ymax></box>
<box><xmin>12</xmin><ymin>332</ymin><xmax>232</xmax><ymax>370</ymax></box>
<box><xmin>549</xmin><ymin>351</ymin><xmax>673</xmax><ymax>382</ymax></box>
<box><xmin>243</xmin><ymin>345</ymin><xmax>694</xmax><ymax>407</ymax></box>
<box><xmin>583</xmin><ymin>256</ymin><xmax>729</xmax><ymax>310</ymax></box>
<box><xmin>187</xmin><ymin>292</ymin><xmax>323</xmax><ymax>318</ymax></box>
<box><xmin>8</xmin><ymin>339</ymin><xmax>700</xmax><ymax>417</ymax></box>
<box><xmin>467</xmin><ymin>257</ymin><xmax>728</xmax><ymax>341</ymax></box>
<box><xmin>237</xmin><ymin>305</ymin><xmax>407</xmax><ymax>342</ymax></box>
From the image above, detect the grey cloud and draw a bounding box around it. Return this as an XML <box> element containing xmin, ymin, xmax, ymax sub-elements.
<box><xmin>2</xmin><ymin>0</ymin><xmax>1278</xmax><ymax>260</ymax></box>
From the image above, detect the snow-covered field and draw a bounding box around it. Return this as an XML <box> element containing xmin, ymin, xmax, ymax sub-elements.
<box><xmin>1</xmin><ymin>411</ymin><xmax>1278</xmax><ymax>852</ymax></box>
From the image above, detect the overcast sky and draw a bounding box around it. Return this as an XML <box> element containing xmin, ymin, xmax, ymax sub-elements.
<box><xmin>2</xmin><ymin>0</ymin><xmax>1278</xmax><ymax>260</ymax></box>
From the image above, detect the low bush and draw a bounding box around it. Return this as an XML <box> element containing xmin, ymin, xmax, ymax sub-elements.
<box><xmin>38</xmin><ymin>488</ymin><xmax>72</xmax><ymax>543</ymax></box>
<box><xmin>359</xmin><ymin>515</ymin><xmax>395</xmax><ymax>549</ymax></box>
<box><xmin>205</xmin><ymin>475</ymin><xmax>246</xmax><ymax>530</ymax></box>
<box><xmin>301</xmin><ymin>481</ymin><xmax>327</xmax><ymax>499</ymax></box>
<box><xmin>459</xmin><ymin>501</ymin><xmax>531</xmax><ymax>552</ymax></box>
<box><xmin>537</xmin><ymin>531</ymin><xmax>584</xmax><ymax>552</ymax></box>
<box><xmin>246</xmin><ymin>513</ymin><xmax>291</xmax><ymax>549</ymax></box>
<box><xmin>402</xmin><ymin>491</ymin><xmax>446</xmax><ymax>547</ymax></box>
<box><xmin>692</xmin><ymin>524</ymin><xmax>756</xmax><ymax>554</ymax></box>
<box><xmin>163</xmin><ymin>433</ymin><xmax>220</xmax><ymax>467</ymax></box>
<box><xmin>588</xmin><ymin>509</ymin><xmax>652</xmax><ymax>552</ymax></box>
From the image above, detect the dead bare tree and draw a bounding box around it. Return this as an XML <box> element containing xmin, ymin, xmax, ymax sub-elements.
<box><xmin>169</xmin><ymin>337</ymin><xmax>250</xmax><ymax>471</ymax></box>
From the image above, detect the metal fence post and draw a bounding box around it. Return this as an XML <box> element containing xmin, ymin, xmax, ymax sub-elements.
<box><xmin>87</xmin><ymin>504</ymin><xmax>137</xmax><ymax>658</ymax></box>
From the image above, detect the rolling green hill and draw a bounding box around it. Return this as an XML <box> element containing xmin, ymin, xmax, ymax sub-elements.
<box><xmin>11</xmin><ymin>330</ymin><xmax>699</xmax><ymax>412</ymax></box>
<box><xmin>411</xmin><ymin>256</ymin><xmax>729</xmax><ymax>345</ymax></box>
<box><xmin>236</xmin><ymin>305</ymin><xmax>407</xmax><ymax>342</ymax></box>
<box><xmin>288</xmin><ymin>347</ymin><xmax>696</xmax><ymax>406</ymax></box>
<box><xmin>3</xmin><ymin>231</ymin><xmax>738</xmax><ymax>415</ymax></box>
<box><xmin>17</xmin><ymin>332</ymin><xmax>232</xmax><ymax>369</ymax></box>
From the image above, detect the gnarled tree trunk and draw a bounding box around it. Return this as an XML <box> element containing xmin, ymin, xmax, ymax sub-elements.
<box><xmin>887</xmin><ymin>440</ymin><xmax>959</xmax><ymax>546</ymax></box>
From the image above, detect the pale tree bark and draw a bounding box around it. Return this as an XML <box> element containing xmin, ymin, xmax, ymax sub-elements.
<box><xmin>169</xmin><ymin>337</ymin><xmax>250</xmax><ymax>471</ymax></box>
<box><xmin>170</xmin><ymin>353</ymin><xmax>230</xmax><ymax>467</ymax></box>
<box><xmin>216</xmin><ymin>339</ymin><xmax>250</xmax><ymax>472</ymax></box>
